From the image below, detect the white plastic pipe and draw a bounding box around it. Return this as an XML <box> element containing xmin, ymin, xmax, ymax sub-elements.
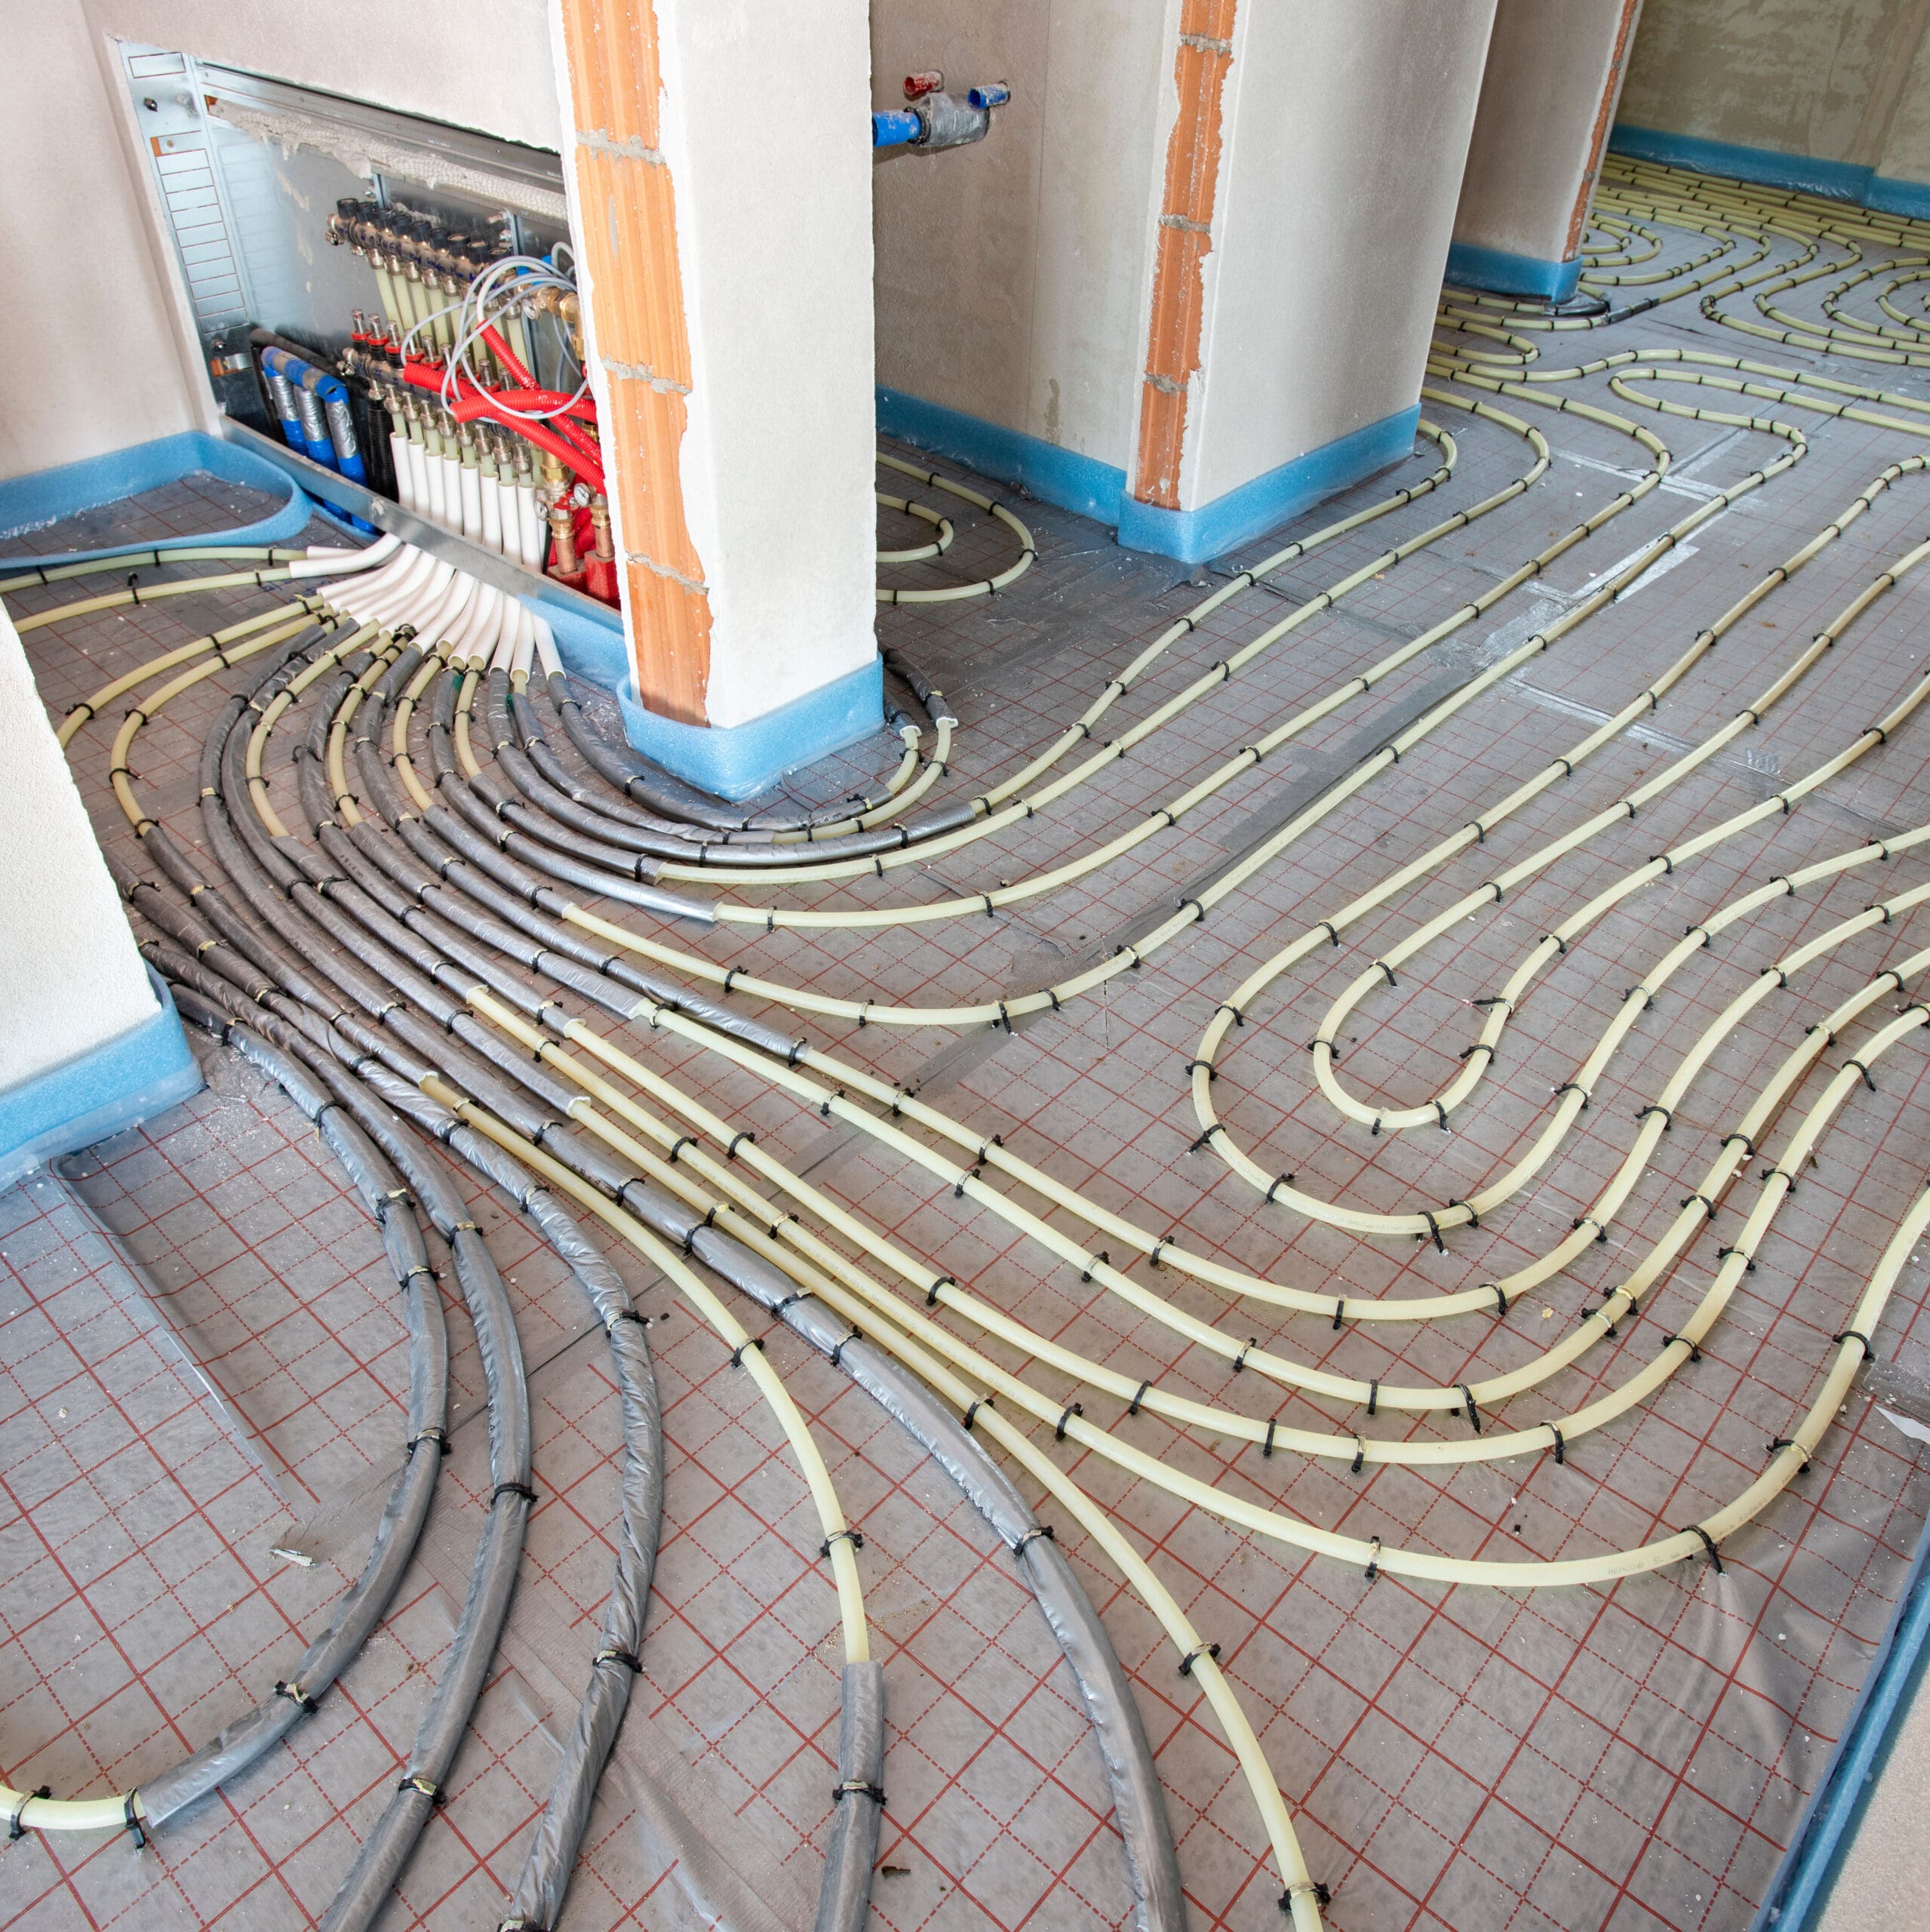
<box><xmin>404</xmin><ymin>438</ymin><xmax>431</xmax><ymax>516</ymax></box>
<box><xmin>287</xmin><ymin>533</ymin><xmax>401</xmax><ymax>580</ymax></box>
<box><xmin>438</xmin><ymin>454</ymin><xmax>463</xmax><ymax>534</ymax></box>
<box><xmin>423</xmin><ymin>448</ymin><xmax>449</xmax><ymax>530</ymax></box>
<box><xmin>458</xmin><ymin>460</ymin><xmax>483</xmax><ymax>543</ymax></box>
<box><xmin>390</xmin><ymin>432</ymin><xmax>416</xmax><ymax>512</ymax></box>
<box><xmin>517</xmin><ymin>482</ymin><xmax>543</xmax><ymax>570</ymax></box>
<box><xmin>480</xmin><ymin>472</ymin><xmax>503</xmax><ymax>555</ymax></box>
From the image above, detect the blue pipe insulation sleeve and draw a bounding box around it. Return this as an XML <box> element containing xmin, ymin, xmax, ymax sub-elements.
<box><xmin>259</xmin><ymin>347</ymin><xmax>375</xmax><ymax>532</ymax></box>
<box><xmin>872</xmin><ymin>109</ymin><xmax>921</xmax><ymax>148</ymax></box>
<box><xmin>260</xmin><ymin>358</ymin><xmax>306</xmax><ymax>455</ymax></box>
<box><xmin>260</xmin><ymin>349</ymin><xmax>337</xmax><ymax>471</ymax></box>
<box><xmin>967</xmin><ymin>82</ymin><xmax>1010</xmax><ymax>109</ymax></box>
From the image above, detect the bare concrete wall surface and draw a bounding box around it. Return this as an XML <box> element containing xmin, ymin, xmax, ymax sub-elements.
<box><xmin>870</xmin><ymin>1</ymin><xmax>1167</xmax><ymax>475</ymax></box>
<box><xmin>1619</xmin><ymin>0</ymin><xmax>1925</xmax><ymax>165</ymax></box>
<box><xmin>1818</xmin><ymin>1661</ymin><xmax>1930</xmax><ymax>1931</ymax></box>
<box><xmin>1454</xmin><ymin>0</ymin><xmax>1644</xmax><ymax>266</ymax></box>
<box><xmin>0</xmin><ymin>6</ymin><xmax>198</xmax><ymax>478</ymax></box>
<box><xmin>1877</xmin><ymin>16</ymin><xmax>1930</xmax><ymax>182</ymax></box>
<box><xmin>1182</xmin><ymin>0</ymin><xmax>1496</xmax><ymax>509</ymax></box>
<box><xmin>639</xmin><ymin>0</ymin><xmax>880</xmax><ymax>730</ymax></box>
<box><xmin>0</xmin><ymin>602</ymin><xmax>157</xmax><ymax>1088</ymax></box>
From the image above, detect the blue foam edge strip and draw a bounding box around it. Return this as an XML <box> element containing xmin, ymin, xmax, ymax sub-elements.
<box><xmin>520</xmin><ymin>579</ymin><xmax>884</xmax><ymax>801</ymax></box>
<box><xmin>0</xmin><ymin>430</ymin><xmax>315</xmax><ymax>569</ymax></box>
<box><xmin>880</xmin><ymin>384</ymin><xmax>1422</xmax><ymax>568</ymax></box>
<box><xmin>1445</xmin><ymin>239</ymin><xmax>1583</xmax><ymax>303</ymax></box>
<box><xmin>616</xmin><ymin>656</ymin><xmax>885</xmax><ymax>804</ymax></box>
<box><xmin>1609</xmin><ymin>123</ymin><xmax>1888</xmax><ymax>207</ymax></box>
<box><xmin>877</xmin><ymin>385</ymin><xmax>1126</xmax><ymax>525</ymax></box>
<box><xmin>1751</xmin><ymin>1503</ymin><xmax>1930</xmax><ymax>1932</ymax></box>
<box><xmin>1115</xmin><ymin>406</ymin><xmax>1421</xmax><ymax>565</ymax></box>
<box><xmin>0</xmin><ymin>968</ymin><xmax>204</xmax><ymax>1192</ymax></box>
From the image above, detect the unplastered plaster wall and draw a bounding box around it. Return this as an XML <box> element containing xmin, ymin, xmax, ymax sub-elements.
<box><xmin>0</xmin><ymin>605</ymin><xmax>158</xmax><ymax>1088</ymax></box>
<box><xmin>1875</xmin><ymin>21</ymin><xmax>1930</xmax><ymax>183</ymax></box>
<box><xmin>0</xmin><ymin>6</ymin><xmax>197</xmax><ymax>481</ymax></box>
<box><xmin>871</xmin><ymin>2</ymin><xmax>1168</xmax><ymax>475</ymax></box>
<box><xmin>648</xmin><ymin>1</ymin><xmax>878</xmax><ymax>729</ymax></box>
<box><xmin>1182</xmin><ymin>0</ymin><xmax>1497</xmax><ymax>510</ymax></box>
<box><xmin>1619</xmin><ymin>0</ymin><xmax>1930</xmax><ymax>168</ymax></box>
<box><xmin>1454</xmin><ymin>0</ymin><xmax>1643</xmax><ymax>265</ymax></box>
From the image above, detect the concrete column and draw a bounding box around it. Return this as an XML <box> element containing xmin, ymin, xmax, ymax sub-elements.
<box><xmin>550</xmin><ymin>0</ymin><xmax>880</xmax><ymax>800</ymax></box>
<box><xmin>1120</xmin><ymin>0</ymin><xmax>1498</xmax><ymax>563</ymax></box>
<box><xmin>0</xmin><ymin>605</ymin><xmax>200</xmax><ymax>1186</ymax></box>
<box><xmin>1449</xmin><ymin>0</ymin><xmax>1646</xmax><ymax>301</ymax></box>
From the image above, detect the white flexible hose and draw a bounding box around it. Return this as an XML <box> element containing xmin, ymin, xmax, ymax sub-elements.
<box><xmin>480</xmin><ymin>472</ymin><xmax>503</xmax><ymax>555</ymax></box>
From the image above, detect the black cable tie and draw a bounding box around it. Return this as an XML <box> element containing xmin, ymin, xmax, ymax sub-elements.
<box><xmin>1716</xmin><ymin>1244</ymin><xmax>1756</xmax><ymax>1273</ymax></box>
<box><xmin>1263</xmin><ymin>1417</ymin><xmax>1278</xmax><ymax>1459</ymax></box>
<box><xmin>1545</xmin><ymin>1423</ymin><xmax>1567</xmax><ymax>1465</ymax></box>
<box><xmin>1368</xmin><ymin>1379</ymin><xmax>1380</xmax><ymax>1417</ymax></box>
<box><xmin>1845</xmin><ymin>1057</ymin><xmax>1878</xmax><ymax>1091</ymax></box>
<box><xmin>8</xmin><ymin>1786</ymin><xmax>51</xmax><ymax>1840</ymax></box>
<box><xmin>1680</xmin><ymin>1524</ymin><xmax>1726</xmax><ymax>1574</ymax></box>
<box><xmin>1190</xmin><ymin>1124</ymin><xmax>1225</xmax><ymax>1152</ymax></box>
<box><xmin>1080</xmin><ymin>1253</ymin><xmax>1108</xmax><ymax>1284</ymax></box>
<box><xmin>1557</xmin><ymin>1081</ymin><xmax>1590</xmax><ymax>1109</ymax></box>
<box><xmin>594</xmin><ymin>1647</ymin><xmax>643</xmax><ymax>1673</ymax></box>
<box><xmin>787</xmin><ymin>1040</ymin><xmax>807</xmax><ymax>1066</ymax></box>
<box><xmin>1686</xmin><ymin>923</ymin><xmax>1711</xmax><ymax>947</ymax></box>
<box><xmin>1180</xmin><ymin>897</ymin><xmax>1206</xmax><ymax>924</ymax></box>
<box><xmin>727</xmin><ymin>1131</ymin><xmax>756</xmax><ymax>1159</ymax></box>
<box><xmin>1456</xmin><ymin>1384</ymin><xmax>1482</xmax><ymax>1434</ymax></box>
<box><xmin>406</xmin><ymin>1429</ymin><xmax>449</xmax><ymax>1459</ymax></box>
<box><xmin>1265</xmin><ymin>1171</ymin><xmax>1298</xmax><ymax>1204</ymax></box>
<box><xmin>1217</xmin><ymin>1001</ymin><xmax>1246</xmax><ymax>1028</ymax></box>
<box><xmin>1434</xmin><ymin>1100</ymin><xmax>1449</xmax><ymax>1131</ymax></box>
<box><xmin>1769</xmin><ymin>1436</ymin><xmax>1813</xmax><ymax>1473</ymax></box>
<box><xmin>1418</xmin><ymin>1210</ymin><xmax>1445</xmax><ymax>1253</ymax></box>
<box><xmin>925</xmin><ymin>1275</ymin><xmax>956</xmax><ymax>1306</ymax></box>
<box><xmin>1459</xmin><ymin>1041</ymin><xmax>1496</xmax><ymax>1063</ymax></box>
<box><xmin>1011</xmin><ymin>1524</ymin><xmax>1056</xmax><ymax>1555</ymax></box>
<box><xmin>1760</xmin><ymin>1165</ymin><xmax>1797</xmax><ymax>1190</ymax></box>
<box><xmin>730</xmin><ymin>1337</ymin><xmax>766</xmax><ymax>1367</ymax></box>
<box><xmin>1726</xmin><ymin>1131</ymin><xmax>1758</xmax><ymax>1158</ymax></box>
<box><xmin>1055</xmin><ymin>1401</ymin><xmax>1083</xmax><ymax>1441</ymax></box>
<box><xmin>820</xmin><ymin>1528</ymin><xmax>865</xmax><ymax>1558</ymax></box>
<box><xmin>963</xmin><ymin>1395</ymin><xmax>992</xmax><ymax>1431</ymax></box>
<box><xmin>1834</xmin><ymin>1328</ymin><xmax>1876</xmax><ymax>1361</ymax></box>
<box><xmin>1365</xmin><ymin>1537</ymin><xmax>1381</xmax><ymax>1583</ymax></box>
<box><xmin>1183</xmin><ymin>1059</ymin><xmax>1218</xmax><ymax>1081</ymax></box>
<box><xmin>1282</xmin><ymin>1883</ymin><xmax>1334</xmax><ymax>1915</ymax></box>
<box><xmin>1351</xmin><ymin>1436</ymin><xmax>1365</xmax><ymax>1475</ymax></box>
<box><xmin>1332</xmin><ymin>1298</ymin><xmax>1346</xmax><ymax>1332</ymax></box>
<box><xmin>275</xmin><ymin>1678</ymin><xmax>321</xmax><ymax>1715</ymax></box>
<box><xmin>124</xmin><ymin>1794</ymin><xmax>147</xmax><ymax>1847</ymax></box>
<box><xmin>982</xmin><ymin>894</ymin><xmax>996</xmax><ymax>919</ymax></box>
<box><xmin>667</xmin><ymin>1135</ymin><xmax>695</xmax><ymax>1163</ymax></box>
<box><xmin>493</xmin><ymin>1481</ymin><xmax>537</xmax><ymax>1508</ymax></box>
<box><xmin>1178</xmin><ymin>1641</ymin><xmax>1222</xmax><ymax>1677</ymax></box>
<box><xmin>1867</xmin><ymin>724</ymin><xmax>1889</xmax><ymax>745</ymax></box>
<box><xmin>1373</xmin><ymin>960</ymin><xmax>1398</xmax><ymax>987</ymax></box>
<box><xmin>1681</xmin><ymin>1192</ymin><xmax>1716</xmax><ymax>1220</ymax></box>
<box><xmin>828</xmin><ymin>1328</ymin><xmax>861</xmax><ymax>1369</ymax></box>
<box><xmin>1317</xmin><ymin>920</ymin><xmax>1340</xmax><ymax>946</ymax></box>
<box><xmin>399</xmin><ymin>1775</ymin><xmax>445</xmax><ymax>1805</ymax></box>
<box><xmin>1661</xmin><ymin>1333</ymin><xmax>1702</xmax><ymax>1361</ymax></box>
<box><xmin>1637</xmin><ymin>1103</ymin><xmax>1673</xmax><ymax>1130</ymax></box>
<box><xmin>1231</xmin><ymin>1339</ymin><xmax>1255</xmax><ymax>1374</ymax></box>
<box><xmin>1129</xmin><ymin>1380</ymin><xmax>1151</xmax><ymax>1417</ymax></box>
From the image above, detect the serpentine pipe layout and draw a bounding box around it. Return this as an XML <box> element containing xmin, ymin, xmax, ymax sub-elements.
<box><xmin>17</xmin><ymin>161</ymin><xmax>1930</xmax><ymax>1929</ymax></box>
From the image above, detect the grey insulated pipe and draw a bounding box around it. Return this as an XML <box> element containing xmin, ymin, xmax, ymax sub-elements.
<box><xmin>350</xmin><ymin>648</ymin><xmax>1185</xmax><ymax>1929</ymax></box>
<box><xmin>110</xmin><ymin>614</ymin><xmax>1178</xmax><ymax>1932</ymax></box>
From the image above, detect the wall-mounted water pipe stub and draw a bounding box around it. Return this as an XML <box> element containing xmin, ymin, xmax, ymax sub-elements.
<box><xmin>871</xmin><ymin>82</ymin><xmax>1013</xmax><ymax>152</ymax></box>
